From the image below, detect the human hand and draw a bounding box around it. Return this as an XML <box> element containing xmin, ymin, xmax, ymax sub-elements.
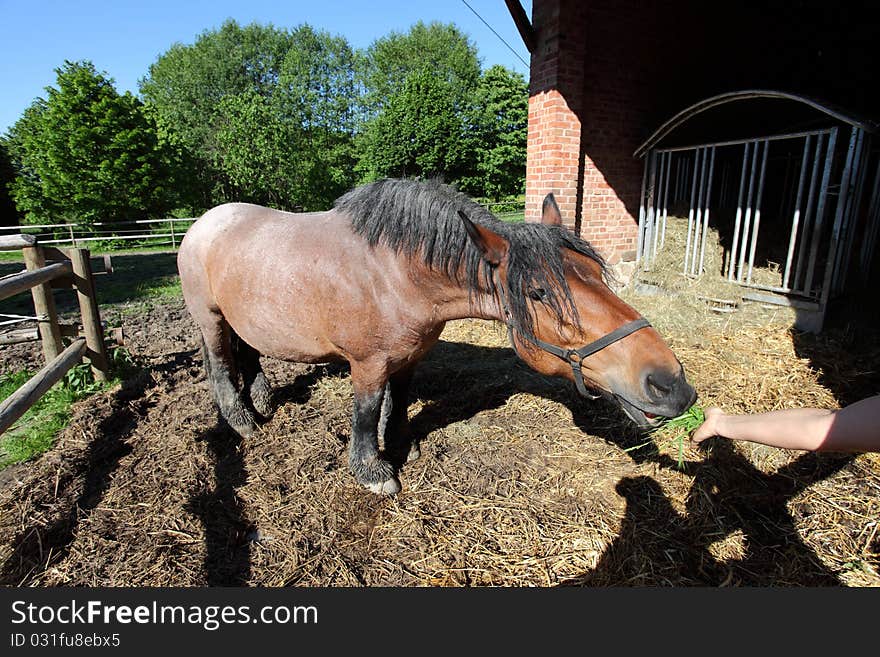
<box><xmin>691</xmin><ymin>406</ymin><xmax>724</xmax><ymax>443</ymax></box>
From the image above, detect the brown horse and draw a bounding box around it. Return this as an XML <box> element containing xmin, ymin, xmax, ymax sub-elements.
<box><xmin>178</xmin><ymin>179</ymin><xmax>695</xmax><ymax>494</ymax></box>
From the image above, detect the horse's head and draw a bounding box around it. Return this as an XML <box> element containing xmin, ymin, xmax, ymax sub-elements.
<box><xmin>459</xmin><ymin>196</ymin><xmax>696</xmax><ymax>428</ymax></box>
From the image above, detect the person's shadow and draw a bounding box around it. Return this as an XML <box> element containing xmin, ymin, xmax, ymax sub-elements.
<box><xmin>560</xmin><ymin>443</ymin><xmax>853</xmax><ymax>586</ymax></box>
<box><xmin>394</xmin><ymin>337</ymin><xmax>855</xmax><ymax>586</ymax></box>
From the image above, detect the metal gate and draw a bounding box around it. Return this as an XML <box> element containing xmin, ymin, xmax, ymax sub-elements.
<box><xmin>637</xmin><ymin>123</ymin><xmax>877</xmax><ymax>326</ymax></box>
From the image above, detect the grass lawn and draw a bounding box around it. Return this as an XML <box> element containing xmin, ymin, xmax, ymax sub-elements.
<box><xmin>0</xmin><ymin>363</ymin><xmax>111</xmax><ymax>468</ymax></box>
<box><xmin>0</xmin><ymin>250</ymin><xmax>174</xmax><ymax>468</ymax></box>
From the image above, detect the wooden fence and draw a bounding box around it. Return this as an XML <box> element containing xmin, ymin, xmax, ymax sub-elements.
<box><xmin>0</xmin><ymin>234</ymin><xmax>110</xmax><ymax>435</ymax></box>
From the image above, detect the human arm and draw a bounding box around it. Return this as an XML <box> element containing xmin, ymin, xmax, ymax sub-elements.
<box><xmin>690</xmin><ymin>395</ymin><xmax>880</xmax><ymax>453</ymax></box>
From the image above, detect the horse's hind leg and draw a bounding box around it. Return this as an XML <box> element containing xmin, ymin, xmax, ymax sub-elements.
<box><xmin>234</xmin><ymin>334</ymin><xmax>274</xmax><ymax>419</ymax></box>
<box><xmin>349</xmin><ymin>360</ymin><xmax>401</xmax><ymax>495</ymax></box>
<box><xmin>198</xmin><ymin>316</ymin><xmax>256</xmax><ymax>437</ymax></box>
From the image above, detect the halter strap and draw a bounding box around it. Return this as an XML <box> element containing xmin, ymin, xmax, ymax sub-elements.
<box><xmin>493</xmin><ymin>273</ymin><xmax>651</xmax><ymax>399</ymax></box>
<box><xmin>522</xmin><ymin>318</ymin><xmax>652</xmax><ymax>398</ymax></box>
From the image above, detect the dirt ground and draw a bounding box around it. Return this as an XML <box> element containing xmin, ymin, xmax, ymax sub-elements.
<box><xmin>1</xmin><ymin>277</ymin><xmax>879</xmax><ymax>586</ymax></box>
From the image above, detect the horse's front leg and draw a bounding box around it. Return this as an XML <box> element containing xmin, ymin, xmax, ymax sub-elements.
<box><xmin>349</xmin><ymin>362</ymin><xmax>401</xmax><ymax>495</ymax></box>
<box><xmin>382</xmin><ymin>365</ymin><xmax>421</xmax><ymax>462</ymax></box>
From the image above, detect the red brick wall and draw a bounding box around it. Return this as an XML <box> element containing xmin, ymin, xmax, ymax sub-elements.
<box><xmin>526</xmin><ymin>0</ymin><xmax>679</xmax><ymax>265</ymax></box>
<box><xmin>525</xmin><ymin>0</ymin><xmax>586</xmax><ymax>238</ymax></box>
<box><xmin>524</xmin><ymin>1</ymin><xmax>880</xmax><ymax>266</ymax></box>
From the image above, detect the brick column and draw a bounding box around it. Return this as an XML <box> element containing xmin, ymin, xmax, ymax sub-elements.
<box><xmin>525</xmin><ymin>0</ymin><xmax>586</xmax><ymax>235</ymax></box>
<box><xmin>525</xmin><ymin>0</ymin><xmax>655</xmax><ymax>266</ymax></box>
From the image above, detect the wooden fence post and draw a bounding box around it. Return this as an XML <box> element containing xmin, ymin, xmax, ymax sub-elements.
<box><xmin>69</xmin><ymin>248</ymin><xmax>109</xmax><ymax>381</ymax></box>
<box><xmin>22</xmin><ymin>244</ymin><xmax>64</xmax><ymax>363</ymax></box>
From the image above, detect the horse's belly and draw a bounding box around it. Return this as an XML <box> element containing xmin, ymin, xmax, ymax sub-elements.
<box><xmin>220</xmin><ymin>293</ymin><xmax>348</xmax><ymax>364</ymax></box>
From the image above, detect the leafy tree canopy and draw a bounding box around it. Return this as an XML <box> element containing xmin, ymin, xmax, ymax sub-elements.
<box><xmin>361</xmin><ymin>20</ymin><xmax>481</xmax><ymax>114</ymax></box>
<box><xmin>464</xmin><ymin>65</ymin><xmax>528</xmax><ymax>198</ymax></box>
<box><xmin>141</xmin><ymin>20</ymin><xmax>358</xmax><ymax>210</ymax></box>
<box><xmin>7</xmin><ymin>60</ymin><xmax>178</xmax><ymax>226</ymax></box>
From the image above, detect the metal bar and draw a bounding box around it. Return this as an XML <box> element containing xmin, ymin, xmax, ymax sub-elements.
<box><xmin>652</xmin><ymin>149</ymin><xmax>667</xmax><ymax>259</ymax></box>
<box><xmin>636</xmin><ymin>153</ymin><xmax>649</xmax><ymax>264</ymax></box>
<box><xmin>860</xmin><ymin>158</ymin><xmax>880</xmax><ymax>275</ymax></box>
<box><xmin>642</xmin><ymin>153</ymin><xmax>657</xmax><ymax>260</ymax></box>
<box><xmin>834</xmin><ymin>131</ymin><xmax>869</xmax><ymax>294</ymax></box>
<box><xmin>660</xmin><ymin>150</ymin><xmax>671</xmax><ymax>249</ymax></box>
<box><xmin>0</xmin><ymin>223</ymin><xmax>78</xmax><ymax>231</ymax></box>
<box><xmin>737</xmin><ymin>140</ymin><xmax>761</xmax><ymax>282</ymax></box>
<box><xmin>777</xmin><ymin>153</ymin><xmax>791</xmax><ymax>217</ymax></box>
<box><xmin>793</xmin><ymin>132</ymin><xmax>825</xmax><ymax>292</ymax></box>
<box><xmin>691</xmin><ymin>148</ymin><xmax>709</xmax><ymax>275</ymax></box>
<box><xmin>728</xmin><ymin>141</ymin><xmax>751</xmax><ymax>280</ymax></box>
<box><xmin>817</xmin><ymin>127</ymin><xmax>852</xmax><ymax>307</ymax></box>
<box><xmin>655</xmin><ymin>128</ymin><xmax>835</xmax><ymax>155</ymax></box>
<box><xmin>678</xmin><ymin>156</ymin><xmax>686</xmax><ymax>203</ymax></box>
<box><xmin>684</xmin><ymin>148</ymin><xmax>702</xmax><ymax>273</ymax></box>
<box><xmin>698</xmin><ymin>146</ymin><xmax>717</xmax><ymax>275</ymax></box>
<box><xmin>783</xmin><ymin>135</ymin><xmax>812</xmax><ymax>289</ymax></box>
<box><xmin>746</xmin><ymin>140</ymin><xmax>770</xmax><ymax>283</ymax></box>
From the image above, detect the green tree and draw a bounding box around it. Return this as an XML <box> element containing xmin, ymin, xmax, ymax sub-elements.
<box><xmin>276</xmin><ymin>25</ymin><xmax>359</xmax><ymax>207</ymax></box>
<box><xmin>361</xmin><ymin>21</ymin><xmax>481</xmax><ymax>114</ymax></box>
<box><xmin>462</xmin><ymin>65</ymin><xmax>528</xmax><ymax>198</ymax></box>
<box><xmin>357</xmin><ymin>69</ymin><xmax>470</xmax><ymax>181</ymax></box>
<box><xmin>141</xmin><ymin>20</ymin><xmax>358</xmax><ymax>210</ymax></box>
<box><xmin>0</xmin><ymin>139</ymin><xmax>21</xmax><ymax>226</ymax></box>
<box><xmin>357</xmin><ymin>22</ymin><xmax>482</xmax><ymax>184</ymax></box>
<box><xmin>140</xmin><ymin>20</ymin><xmax>294</xmax><ymax>205</ymax></box>
<box><xmin>7</xmin><ymin>60</ymin><xmax>178</xmax><ymax>226</ymax></box>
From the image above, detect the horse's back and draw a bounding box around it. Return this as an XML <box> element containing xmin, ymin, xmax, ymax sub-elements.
<box><xmin>177</xmin><ymin>202</ymin><xmax>404</xmax><ymax>362</ymax></box>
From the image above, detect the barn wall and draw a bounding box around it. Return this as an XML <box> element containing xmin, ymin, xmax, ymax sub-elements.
<box><xmin>524</xmin><ymin>0</ymin><xmax>880</xmax><ymax>266</ymax></box>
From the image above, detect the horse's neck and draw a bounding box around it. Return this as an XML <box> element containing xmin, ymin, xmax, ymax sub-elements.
<box><xmin>418</xmin><ymin>264</ymin><xmax>505</xmax><ymax>324</ymax></box>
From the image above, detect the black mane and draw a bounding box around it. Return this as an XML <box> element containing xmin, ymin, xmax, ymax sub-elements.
<box><xmin>334</xmin><ymin>178</ymin><xmax>607</xmax><ymax>340</ymax></box>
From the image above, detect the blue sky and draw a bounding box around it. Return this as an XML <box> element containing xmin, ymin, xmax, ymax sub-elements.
<box><xmin>0</xmin><ymin>0</ymin><xmax>532</xmax><ymax>135</ymax></box>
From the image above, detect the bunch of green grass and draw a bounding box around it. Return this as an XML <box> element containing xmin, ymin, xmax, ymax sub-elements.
<box><xmin>0</xmin><ymin>362</ymin><xmax>107</xmax><ymax>468</ymax></box>
<box><xmin>652</xmin><ymin>403</ymin><xmax>705</xmax><ymax>469</ymax></box>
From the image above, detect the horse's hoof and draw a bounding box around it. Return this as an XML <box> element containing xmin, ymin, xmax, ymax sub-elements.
<box><xmin>406</xmin><ymin>445</ymin><xmax>421</xmax><ymax>462</ymax></box>
<box><xmin>366</xmin><ymin>477</ymin><xmax>401</xmax><ymax>495</ymax></box>
<box><xmin>231</xmin><ymin>423</ymin><xmax>255</xmax><ymax>437</ymax></box>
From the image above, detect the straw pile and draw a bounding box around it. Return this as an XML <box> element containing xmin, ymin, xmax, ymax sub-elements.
<box><xmin>0</xmin><ymin>293</ymin><xmax>877</xmax><ymax>587</ymax></box>
<box><xmin>640</xmin><ymin>215</ymin><xmax>784</xmax><ymax>304</ymax></box>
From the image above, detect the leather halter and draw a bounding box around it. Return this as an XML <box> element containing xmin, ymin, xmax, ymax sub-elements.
<box><xmin>494</xmin><ymin>274</ymin><xmax>652</xmax><ymax>399</ymax></box>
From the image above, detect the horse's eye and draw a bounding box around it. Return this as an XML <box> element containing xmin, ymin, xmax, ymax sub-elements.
<box><xmin>528</xmin><ymin>287</ymin><xmax>547</xmax><ymax>302</ymax></box>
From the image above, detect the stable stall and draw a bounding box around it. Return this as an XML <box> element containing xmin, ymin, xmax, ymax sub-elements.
<box><xmin>635</xmin><ymin>91</ymin><xmax>879</xmax><ymax>331</ymax></box>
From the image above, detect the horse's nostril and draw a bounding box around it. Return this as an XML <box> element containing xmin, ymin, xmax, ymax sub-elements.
<box><xmin>645</xmin><ymin>372</ymin><xmax>674</xmax><ymax>399</ymax></box>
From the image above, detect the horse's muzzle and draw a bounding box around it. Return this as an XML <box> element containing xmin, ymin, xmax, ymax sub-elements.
<box><xmin>613</xmin><ymin>367</ymin><xmax>696</xmax><ymax>428</ymax></box>
<box><xmin>642</xmin><ymin>367</ymin><xmax>696</xmax><ymax>415</ymax></box>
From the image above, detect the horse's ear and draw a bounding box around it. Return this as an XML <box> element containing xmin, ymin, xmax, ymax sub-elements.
<box><xmin>458</xmin><ymin>210</ymin><xmax>508</xmax><ymax>266</ymax></box>
<box><xmin>541</xmin><ymin>193</ymin><xmax>563</xmax><ymax>226</ymax></box>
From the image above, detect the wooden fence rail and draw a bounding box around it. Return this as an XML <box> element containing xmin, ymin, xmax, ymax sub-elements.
<box><xmin>0</xmin><ymin>236</ymin><xmax>110</xmax><ymax>437</ymax></box>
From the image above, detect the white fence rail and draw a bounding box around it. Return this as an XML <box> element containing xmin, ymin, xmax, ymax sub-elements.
<box><xmin>0</xmin><ymin>200</ymin><xmax>525</xmax><ymax>251</ymax></box>
<box><xmin>0</xmin><ymin>218</ymin><xmax>197</xmax><ymax>250</ymax></box>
